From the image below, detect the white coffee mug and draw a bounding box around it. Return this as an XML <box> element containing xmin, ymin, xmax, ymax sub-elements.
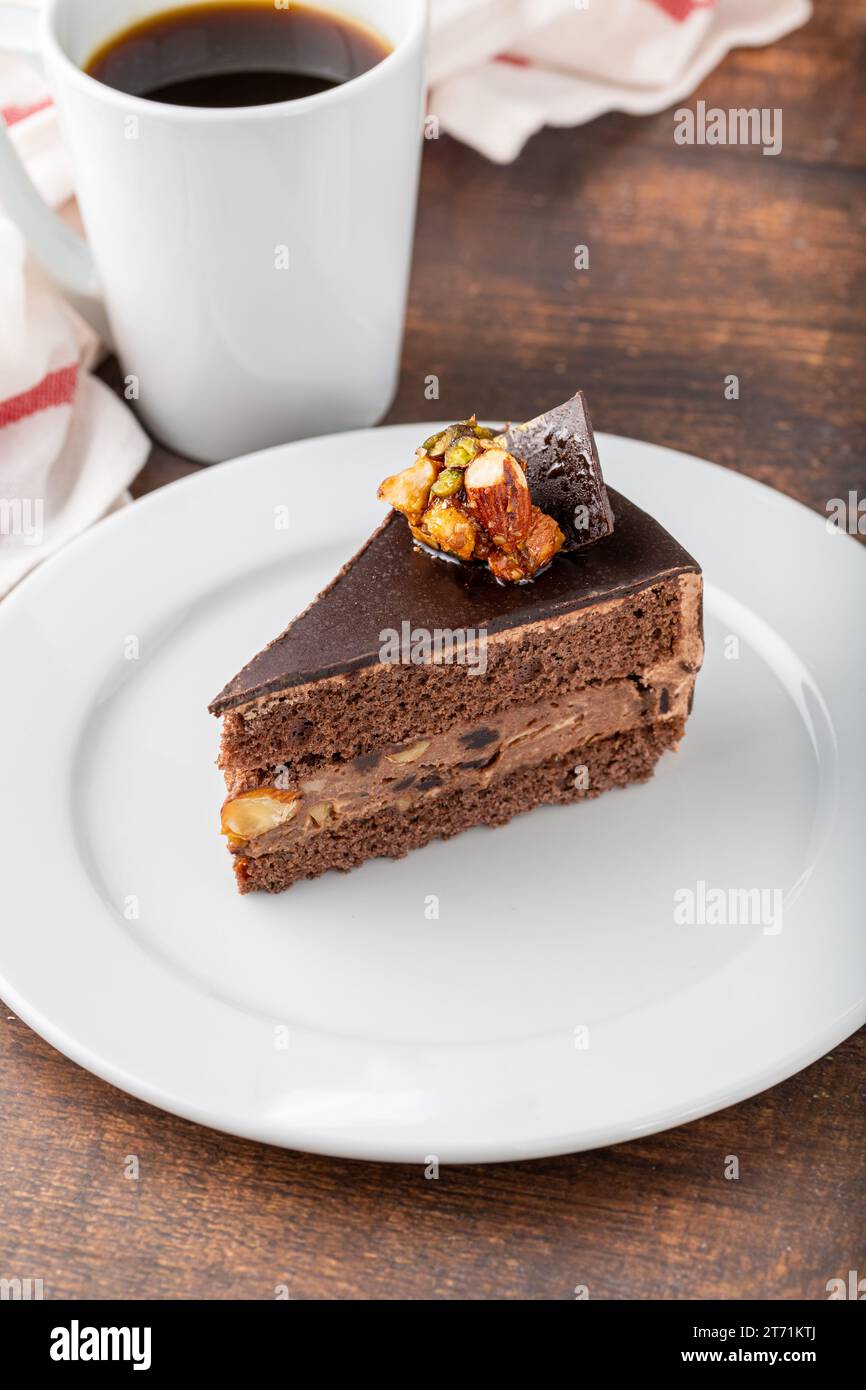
<box><xmin>0</xmin><ymin>0</ymin><xmax>427</xmax><ymax>462</ymax></box>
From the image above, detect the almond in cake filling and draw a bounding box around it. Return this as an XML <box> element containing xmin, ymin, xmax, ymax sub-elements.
<box><xmin>221</xmin><ymin>661</ymin><xmax>694</xmax><ymax>858</ymax></box>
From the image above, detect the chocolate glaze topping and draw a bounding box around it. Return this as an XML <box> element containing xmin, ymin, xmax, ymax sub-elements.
<box><xmin>209</xmin><ymin>488</ymin><xmax>700</xmax><ymax>715</ymax></box>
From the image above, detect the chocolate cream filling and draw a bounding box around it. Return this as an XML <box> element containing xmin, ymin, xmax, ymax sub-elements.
<box><xmin>222</xmin><ymin>658</ymin><xmax>695</xmax><ymax>860</ymax></box>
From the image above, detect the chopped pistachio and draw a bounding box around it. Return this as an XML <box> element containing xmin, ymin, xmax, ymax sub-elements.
<box><xmin>420</xmin><ymin>420</ymin><xmax>476</xmax><ymax>459</ymax></box>
<box><xmin>430</xmin><ymin>467</ymin><xmax>465</xmax><ymax>498</ymax></box>
<box><xmin>421</xmin><ymin>429</ymin><xmax>448</xmax><ymax>456</ymax></box>
<box><xmin>444</xmin><ymin>436</ymin><xmax>482</xmax><ymax>470</ymax></box>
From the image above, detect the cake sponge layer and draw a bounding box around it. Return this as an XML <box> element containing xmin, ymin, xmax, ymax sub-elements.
<box><xmin>220</xmin><ymin>573</ymin><xmax>702</xmax><ymax>773</ymax></box>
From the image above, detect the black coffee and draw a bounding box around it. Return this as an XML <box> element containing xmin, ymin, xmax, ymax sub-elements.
<box><xmin>85</xmin><ymin>2</ymin><xmax>391</xmax><ymax>108</ymax></box>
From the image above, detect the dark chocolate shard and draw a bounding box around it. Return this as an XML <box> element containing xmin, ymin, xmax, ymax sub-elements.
<box><xmin>209</xmin><ymin>489</ymin><xmax>699</xmax><ymax>715</ymax></box>
<box><xmin>502</xmin><ymin>391</ymin><xmax>615</xmax><ymax>552</ymax></box>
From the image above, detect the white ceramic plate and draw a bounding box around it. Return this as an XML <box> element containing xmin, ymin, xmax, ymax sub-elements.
<box><xmin>1</xmin><ymin>426</ymin><xmax>864</xmax><ymax>1163</ymax></box>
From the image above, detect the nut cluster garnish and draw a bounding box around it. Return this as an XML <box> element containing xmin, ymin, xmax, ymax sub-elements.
<box><xmin>377</xmin><ymin>418</ymin><xmax>565</xmax><ymax>581</ymax></box>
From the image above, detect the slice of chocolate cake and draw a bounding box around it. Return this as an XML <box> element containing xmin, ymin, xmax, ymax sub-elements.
<box><xmin>210</xmin><ymin>401</ymin><xmax>703</xmax><ymax>894</ymax></box>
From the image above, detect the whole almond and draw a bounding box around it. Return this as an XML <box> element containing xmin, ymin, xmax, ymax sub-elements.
<box><xmin>464</xmin><ymin>448</ymin><xmax>531</xmax><ymax>548</ymax></box>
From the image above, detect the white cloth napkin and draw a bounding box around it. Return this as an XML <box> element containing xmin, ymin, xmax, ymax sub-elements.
<box><xmin>0</xmin><ymin>35</ymin><xmax>149</xmax><ymax>600</ymax></box>
<box><xmin>429</xmin><ymin>0</ymin><xmax>813</xmax><ymax>163</ymax></box>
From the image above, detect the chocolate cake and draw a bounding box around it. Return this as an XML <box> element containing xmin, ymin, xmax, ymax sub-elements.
<box><xmin>210</xmin><ymin>397</ymin><xmax>703</xmax><ymax>893</ymax></box>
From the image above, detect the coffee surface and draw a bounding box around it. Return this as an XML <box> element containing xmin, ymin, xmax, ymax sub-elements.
<box><xmin>86</xmin><ymin>2</ymin><xmax>391</xmax><ymax>107</ymax></box>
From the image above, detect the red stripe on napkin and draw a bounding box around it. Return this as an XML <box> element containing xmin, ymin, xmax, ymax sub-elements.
<box><xmin>0</xmin><ymin>363</ymin><xmax>79</xmax><ymax>429</ymax></box>
<box><xmin>650</xmin><ymin>0</ymin><xmax>717</xmax><ymax>20</ymax></box>
<box><xmin>1</xmin><ymin>97</ymin><xmax>52</xmax><ymax>127</ymax></box>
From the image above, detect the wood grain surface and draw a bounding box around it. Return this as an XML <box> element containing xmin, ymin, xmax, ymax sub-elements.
<box><xmin>3</xmin><ymin>0</ymin><xmax>864</xmax><ymax>1300</ymax></box>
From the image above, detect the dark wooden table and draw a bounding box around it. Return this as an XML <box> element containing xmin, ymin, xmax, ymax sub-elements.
<box><xmin>3</xmin><ymin>0</ymin><xmax>864</xmax><ymax>1300</ymax></box>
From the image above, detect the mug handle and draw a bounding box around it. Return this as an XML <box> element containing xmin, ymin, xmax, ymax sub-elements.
<box><xmin>0</xmin><ymin>2</ymin><xmax>110</xmax><ymax>340</ymax></box>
